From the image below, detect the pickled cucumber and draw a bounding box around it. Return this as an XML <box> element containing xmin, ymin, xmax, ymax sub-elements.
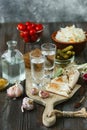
<box><xmin>62</xmin><ymin>45</ymin><xmax>73</xmax><ymax>52</ymax></box>
<box><xmin>56</xmin><ymin>45</ymin><xmax>75</xmax><ymax>60</ymax></box>
<box><xmin>57</xmin><ymin>49</ymin><xmax>69</xmax><ymax>59</ymax></box>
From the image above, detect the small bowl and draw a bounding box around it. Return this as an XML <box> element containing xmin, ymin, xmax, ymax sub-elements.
<box><xmin>55</xmin><ymin>55</ymin><xmax>75</xmax><ymax>66</ymax></box>
<box><xmin>0</xmin><ymin>78</ymin><xmax>9</xmax><ymax>91</ymax></box>
<box><xmin>51</xmin><ymin>31</ymin><xmax>87</xmax><ymax>55</ymax></box>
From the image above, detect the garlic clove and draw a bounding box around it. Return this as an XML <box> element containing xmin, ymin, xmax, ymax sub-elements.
<box><xmin>15</xmin><ymin>84</ymin><xmax>23</xmax><ymax>97</ymax></box>
<box><xmin>21</xmin><ymin>97</ymin><xmax>34</xmax><ymax>112</ymax></box>
<box><xmin>39</xmin><ymin>90</ymin><xmax>50</xmax><ymax>99</ymax></box>
<box><xmin>7</xmin><ymin>86</ymin><xmax>15</xmax><ymax>98</ymax></box>
<box><xmin>31</xmin><ymin>87</ymin><xmax>39</xmax><ymax>95</ymax></box>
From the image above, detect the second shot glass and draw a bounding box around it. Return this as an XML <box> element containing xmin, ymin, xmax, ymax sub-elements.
<box><xmin>30</xmin><ymin>50</ymin><xmax>45</xmax><ymax>88</ymax></box>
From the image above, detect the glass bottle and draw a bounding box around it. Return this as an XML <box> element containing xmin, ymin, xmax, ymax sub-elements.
<box><xmin>1</xmin><ymin>40</ymin><xmax>25</xmax><ymax>84</ymax></box>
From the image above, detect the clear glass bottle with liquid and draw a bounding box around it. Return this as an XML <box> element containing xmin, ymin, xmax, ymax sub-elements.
<box><xmin>1</xmin><ymin>40</ymin><xmax>25</xmax><ymax>84</ymax></box>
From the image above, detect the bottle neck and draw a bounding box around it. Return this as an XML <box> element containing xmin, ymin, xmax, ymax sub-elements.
<box><xmin>7</xmin><ymin>41</ymin><xmax>17</xmax><ymax>50</ymax></box>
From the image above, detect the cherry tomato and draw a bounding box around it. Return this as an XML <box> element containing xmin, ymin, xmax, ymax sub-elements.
<box><xmin>35</xmin><ymin>24</ymin><xmax>43</xmax><ymax>31</ymax></box>
<box><xmin>31</xmin><ymin>34</ymin><xmax>38</xmax><ymax>42</ymax></box>
<box><xmin>31</xmin><ymin>23</ymin><xmax>36</xmax><ymax>28</ymax></box>
<box><xmin>20</xmin><ymin>30</ymin><xmax>29</xmax><ymax>38</ymax></box>
<box><xmin>17</xmin><ymin>23</ymin><xmax>26</xmax><ymax>31</ymax></box>
<box><xmin>29</xmin><ymin>29</ymin><xmax>36</xmax><ymax>36</ymax></box>
<box><xmin>24</xmin><ymin>37</ymin><xmax>30</xmax><ymax>43</ymax></box>
<box><xmin>20</xmin><ymin>32</ymin><xmax>25</xmax><ymax>38</ymax></box>
<box><xmin>27</xmin><ymin>25</ymin><xmax>33</xmax><ymax>31</ymax></box>
<box><xmin>25</xmin><ymin>21</ymin><xmax>32</xmax><ymax>26</ymax></box>
<box><xmin>23</xmin><ymin>30</ymin><xmax>29</xmax><ymax>37</ymax></box>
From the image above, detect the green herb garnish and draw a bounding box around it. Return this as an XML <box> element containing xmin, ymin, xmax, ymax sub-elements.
<box><xmin>53</xmin><ymin>68</ymin><xmax>63</xmax><ymax>78</ymax></box>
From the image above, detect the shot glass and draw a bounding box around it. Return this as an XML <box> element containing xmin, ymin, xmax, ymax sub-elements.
<box><xmin>41</xmin><ymin>43</ymin><xmax>56</xmax><ymax>79</ymax></box>
<box><xmin>30</xmin><ymin>50</ymin><xmax>45</xmax><ymax>88</ymax></box>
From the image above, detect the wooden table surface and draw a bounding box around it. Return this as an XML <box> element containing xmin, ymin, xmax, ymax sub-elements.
<box><xmin>0</xmin><ymin>22</ymin><xmax>87</xmax><ymax>130</ymax></box>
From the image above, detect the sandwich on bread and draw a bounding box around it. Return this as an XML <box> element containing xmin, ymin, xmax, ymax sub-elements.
<box><xmin>46</xmin><ymin>68</ymin><xmax>80</xmax><ymax>97</ymax></box>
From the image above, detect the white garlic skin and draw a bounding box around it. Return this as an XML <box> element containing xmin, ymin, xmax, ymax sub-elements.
<box><xmin>21</xmin><ymin>97</ymin><xmax>34</xmax><ymax>112</ymax></box>
<box><xmin>7</xmin><ymin>86</ymin><xmax>15</xmax><ymax>98</ymax></box>
<box><xmin>7</xmin><ymin>83</ymin><xmax>23</xmax><ymax>98</ymax></box>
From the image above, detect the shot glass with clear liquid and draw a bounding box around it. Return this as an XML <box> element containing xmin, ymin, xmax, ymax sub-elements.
<box><xmin>41</xmin><ymin>43</ymin><xmax>56</xmax><ymax>79</ymax></box>
<box><xmin>30</xmin><ymin>50</ymin><xmax>45</xmax><ymax>88</ymax></box>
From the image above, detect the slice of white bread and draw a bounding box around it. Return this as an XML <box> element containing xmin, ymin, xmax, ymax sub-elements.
<box><xmin>46</xmin><ymin>68</ymin><xmax>80</xmax><ymax>97</ymax></box>
<box><xmin>67</xmin><ymin>69</ymin><xmax>80</xmax><ymax>90</ymax></box>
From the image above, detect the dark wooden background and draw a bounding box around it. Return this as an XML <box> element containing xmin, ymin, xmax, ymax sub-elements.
<box><xmin>0</xmin><ymin>22</ymin><xmax>87</xmax><ymax>130</ymax></box>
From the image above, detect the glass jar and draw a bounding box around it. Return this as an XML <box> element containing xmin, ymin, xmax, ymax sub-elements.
<box><xmin>1</xmin><ymin>40</ymin><xmax>25</xmax><ymax>84</ymax></box>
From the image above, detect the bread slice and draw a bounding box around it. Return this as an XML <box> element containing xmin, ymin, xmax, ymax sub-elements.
<box><xmin>46</xmin><ymin>82</ymin><xmax>70</xmax><ymax>97</ymax></box>
<box><xmin>67</xmin><ymin>69</ymin><xmax>80</xmax><ymax>90</ymax></box>
<box><xmin>46</xmin><ymin>68</ymin><xmax>80</xmax><ymax>97</ymax></box>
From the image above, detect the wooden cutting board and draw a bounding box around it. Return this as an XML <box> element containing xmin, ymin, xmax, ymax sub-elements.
<box><xmin>25</xmin><ymin>68</ymin><xmax>81</xmax><ymax>127</ymax></box>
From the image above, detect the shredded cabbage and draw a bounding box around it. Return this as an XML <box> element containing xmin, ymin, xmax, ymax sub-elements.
<box><xmin>56</xmin><ymin>25</ymin><xmax>86</xmax><ymax>43</ymax></box>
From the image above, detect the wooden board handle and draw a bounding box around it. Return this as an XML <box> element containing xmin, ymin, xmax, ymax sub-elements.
<box><xmin>42</xmin><ymin>103</ymin><xmax>56</xmax><ymax>127</ymax></box>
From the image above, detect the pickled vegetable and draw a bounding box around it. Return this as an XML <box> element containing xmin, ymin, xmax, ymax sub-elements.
<box><xmin>56</xmin><ymin>45</ymin><xmax>75</xmax><ymax>60</ymax></box>
<box><xmin>58</xmin><ymin>49</ymin><xmax>69</xmax><ymax>59</ymax></box>
<box><xmin>62</xmin><ymin>45</ymin><xmax>73</xmax><ymax>52</ymax></box>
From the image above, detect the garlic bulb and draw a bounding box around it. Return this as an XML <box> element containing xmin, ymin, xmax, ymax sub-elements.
<box><xmin>7</xmin><ymin>82</ymin><xmax>23</xmax><ymax>98</ymax></box>
<box><xmin>21</xmin><ymin>97</ymin><xmax>34</xmax><ymax>112</ymax></box>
